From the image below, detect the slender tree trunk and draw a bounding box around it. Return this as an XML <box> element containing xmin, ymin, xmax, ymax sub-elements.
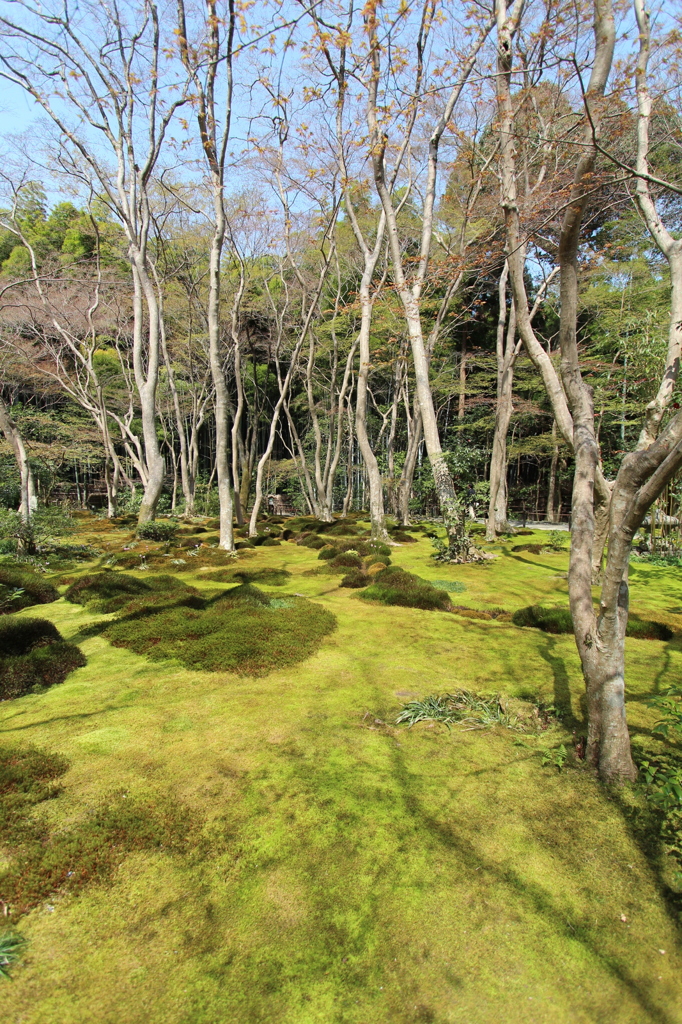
<box><xmin>131</xmin><ymin>261</ymin><xmax>165</xmax><ymax>525</ymax></box>
<box><xmin>546</xmin><ymin>422</ymin><xmax>559</xmax><ymax>522</ymax></box>
<box><xmin>458</xmin><ymin>336</ymin><xmax>467</xmax><ymax>420</ymax></box>
<box><xmin>0</xmin><ymin>396</ymin><xmax>36</xmax><ymax>520</ymax></box>
<box><xmin>356</xmin><ymin>289</ymin><xmax>389</xmax><ymax>540</ymax></box>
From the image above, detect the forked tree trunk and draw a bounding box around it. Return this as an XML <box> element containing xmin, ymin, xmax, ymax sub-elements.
<box><xmin>496</xmin><ymin>0</ymin><xmax>639</xmax><ymax>780</ymax></box>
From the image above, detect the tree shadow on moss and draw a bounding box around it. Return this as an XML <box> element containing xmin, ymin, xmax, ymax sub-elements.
<box><xmin>536</xmin><ymin>635</ymin><xmax>578</xmax><ymax>725</ymax></box>
<box><xmin>382</xmin><ymin>732</ymin><xmax>680</xmax><ymax>1024</ymax></box>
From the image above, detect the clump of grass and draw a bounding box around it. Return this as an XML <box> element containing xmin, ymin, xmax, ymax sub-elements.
<box><xmin>102</xmin><ymin>583</ymin><xmax>336</xmax><ymax>676</ymax></box>
<box><xmin>360</xmin><ymin>566</ymin><xmax>452</xmax><ymax>611</ymax></box>
<box><xmin>0</xmin><ymin>618</ymin><xmax>86</xmax><ymax>700</ymax></box>
<box><xmin>512</xmin><ymin>605</ymin><xmax>673</xmax><ymax>640</ymax></box>
<box><xmin>0</xmin><ymin>565</ymin><xmax>58</xmax><ymax>615</ymax></box>
<box><xmin>65</xmin><ymin>571</ymin><xmax>199</xmax><ymax>614</ymax></box>
<box><xmin>396</xmin><ymin>691</ymin><xmax>515</xmax><ymax>729</ymax></box>
<box><xmin>0</xmin><ymin>931</ymin><xmax>26</xmax><ymax>979</ymax></box>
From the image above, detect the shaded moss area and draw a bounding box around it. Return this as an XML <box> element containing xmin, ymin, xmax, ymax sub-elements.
<box><xmin>513</xmin><ymin>604</ymin><xmax>673</xmax><ymax>640</ymax></box>
<box><xmin>65</xmin><ymin>571</ymin><xmax>200</xmax><ymax>615</ymax></box>
<box><xmin>0</xmin><ymin>617</ymin><xmax>86</xmax><ymax>700</ymax></box>
<box><xmin>0</xmin><ymin>565</ymin><xmax>58</xmax><ymax>615</ymax></box>
<box><xmin>102</xmin><ymin>583</ymin><xmax>337</xmax><ymax>677</ymax></box>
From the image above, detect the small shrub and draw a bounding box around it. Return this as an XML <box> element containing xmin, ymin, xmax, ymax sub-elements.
<box><xmin>0</xmin><ymin>566</ymin><xmax>58</xmax><ymax>615</ymax></box>
<box><xmin>137</xmin><ymin>521</ymin><xmax>178</xmax><ymax>543</ymax></box>
<box><xmin>636</xmin><ymin>747</ymin><xmax>682</xmax><ymax>884</ymax></box>
<box><xmin>360</xmin><ymin>566</ymin><xmax>452</xmax><ymax>612</ymax></box>
<box><xmin>318</xmin><ymin>545</ymin><xmax>338</xmax><ymax>560</ymax></box>
<box><xmin>103</xmin><ymin>584</ymin><xmax>336</xmax><ymax>677</ymax></box>
<box><xmin>340</xmin><ymin>570</ymin><xmax>370</xmax><ymax>589</ymax></box>
<box><xmin>260</xmin><ymin>537</ymin><xmax>281</xmax><ymax>547</ymax></box>
<box><xmin>0</xmin><ymin>618</ymin><xmax>86</xmax><ymax>700</ymax></box>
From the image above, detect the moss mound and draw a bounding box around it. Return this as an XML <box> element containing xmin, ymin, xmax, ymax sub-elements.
<box><xmin>0</xmin><ymin>617</ymin><xmax>86</xmax><ymax>700</ymax></box>
<box><xmin>388</xmin><ymin>529</ymin><xmax>418</xmax><ymax>543</ymax></box>
<box><xmin>102</xmin><ymin>584</ymin><xmax>336</xmax><ymax>676</ymax></box>
<box><xmin>340</xmin><ymin>569</ymin><xmax>370</xmax><ymax>589</ymax></box>
<box><xmin>512</xmin><ymin>605</ymin><xmax>673</xmax><ymax>640</ymax></box>
<box><xmin>298</xmin><ymin>534</ymin><xmax>328</xmax><ymax>550</ymax></box>
<box><xmin>0</xmin><ymin>566</ymin><xmax>58</xmax><ymax>615</ymax></box>
<box><xmin>360</xmin><ymin>566</ymin><xmax>452</xmax><ymax>611</ymax></box>
<box><xmin>65</xmin><ymin>572</ymin><xmax>199</xmax><ymax>614</ymax></box>
<box><xmin>205</xmin><ymin>567</ymin><xmax>291</xmax><ymax>586</ymax></box>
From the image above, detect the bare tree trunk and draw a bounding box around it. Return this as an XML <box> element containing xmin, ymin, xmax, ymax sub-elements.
<box><xmin>355</xmin><ymin>289</ymin><xmax>389</xmax><ymax>540</ymax></box>
<box><xmin>458</xmin><ymin>336</ymin><xmax>467</xmax><ymax>420</ymax></box>
<box><xmin>131</xmin><ymin>261</ymin><xmax>165</xmax><ymax>525</ymax></box>
<box><xmin>487</xmin><ymin>266</ymin><xmax>515</xmax><ymax>539</ymax></box>
<box><xmin>546</xmin><ymin>422</ymin><xmax>559</xmax><ymax>522</ymax></box>
<box><xmin>0</xmin><ymin>395</ymin><xmax>36</xmax><ymax>520</ymax></box>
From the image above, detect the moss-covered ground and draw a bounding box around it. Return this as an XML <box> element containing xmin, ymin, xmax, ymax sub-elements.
<box><xmin>1</xmin><ymin>515</ymin><xmax>682</xmax><ymax>1023</ymax></box>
